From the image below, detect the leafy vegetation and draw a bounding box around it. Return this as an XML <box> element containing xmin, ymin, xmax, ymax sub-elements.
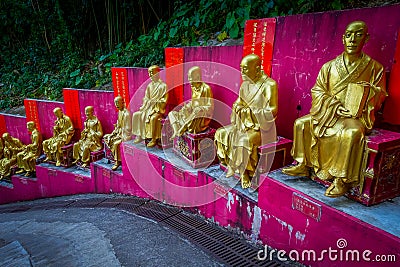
<box><xmin>1</xmin><ymin>0</ymin><xmax>398</xmax><ymax>111</ymax></box>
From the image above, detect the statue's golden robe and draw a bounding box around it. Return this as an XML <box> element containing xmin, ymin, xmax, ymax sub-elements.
<box><xmin>43</xmin><ymin>114</ymin><xmax>75</xmax><ymax>160</ymax></box>
<box><xmin>17</xmin><ymin>129</ymin><xmax>43</xmax><ymax>172</ymax></box>
<box><xmin>169</xmin><ymin>82</ymin><xmax>214</xmax><ymax>134</ymax></box>
<box><xmin>132</xmin><ymin>80</ymin><xmax>168</xmax><ymax>139</ymax></box>
<box><xmin>0</xmin><ymin>136</ymin><xmax>25</xmax><ymax>177</ymax></box>
<box><xmin>215</xmin><ymin>73</ymin><xmax>277</xmax><ymax>176</ymax></box>
<box><xmin>73</xmin><ymin>116</ymin><xmax>103</xmax><ymax>163</ymax></box>
<box><xmin>292</xmin><ymin>53</ymin><xmax>386</xmax><ymax>184</ymax></box>
<box><xmin>104</xmin><ymin>108</ymin><xmax>131</xmax><ymax>161</ymax></box>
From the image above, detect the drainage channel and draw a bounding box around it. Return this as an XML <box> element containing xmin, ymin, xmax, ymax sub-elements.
<box><xmin>0</xmin><ymin>196</ymin><xmax>299</xmax><ymax>267</ymax></box>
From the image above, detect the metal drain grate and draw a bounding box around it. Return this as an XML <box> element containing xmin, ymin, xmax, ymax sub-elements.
<box><xmin>131</xmin><ymin>201</ymin><xmax>182</xmax><ymax>221</ymax></box>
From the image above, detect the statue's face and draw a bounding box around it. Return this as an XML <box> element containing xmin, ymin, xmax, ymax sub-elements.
<box><xmin>85</xmin><ymin>108</ymin><xmax>93</xmax><ymax>117</ymax></box>
<box><xmin>114</xmin><ymin>98</ymin><xmax>124</xmax><ymax>110</ymax></box>
<box><xmin>27</xmin><ymin>123</ymin><xmax>35</xmax><ymax>132</ymax></box>
<box><xmin>149</xmin><ymin>69</ymin><xmax>159</xmax><ymax>81</ymax></box>
<box><xmin>54</xmin><ymin>109</ymin><xmax>63</xmax><ymax>118</ymax></box>
<box><xmin>343</xmin><ymin>22</ymin><xmax>368</xmax><ymax>55</ymax></box>
<box><xmin>188</xmin><ymin>69</ymin><xmax>201</xmax><ymax>87</ymax></box>
<box><xmin>240</xmin><ymin>59</ymin><xmax>258</xmax><ymax>82</ymax></box>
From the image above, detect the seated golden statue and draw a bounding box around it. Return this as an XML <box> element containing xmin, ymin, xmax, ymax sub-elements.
<box><xmin>282</xmin><ymin>21</ymin><xmax>387</xmax><ymax>198</ymax></box>
<box><xmin>132</xmin><ymin>65</ymin><xmax>168</xmax><ymax>147</ymax></box>
<box><xmin>0</xmin><ymin>133</ymin><xmax>25</xmax><ymax>180</ymax></box>
<box><xmin>103</xmin><ymin>96</ymin><xmax>132</xmax><ymax>170</ymax></box>
<box><xmin>43</xmin><ymin>107</ymin><xmax>75</xmax><ymax>167</ymax></box>
<box><xmin>215</xmin><ymin>54</ymin><xmax>278</xmax><ymax>189</ymax></box>
<box><xmin>168</xmin><ymin>66</ymin><xmax>214</xmax><ymax>139</ymax></box>
<box><xmin>72</xmin><ymin>106</ymin><xmax>103</xmax><ymax>168</ymax></box>
<box><xmin>16</xmin><ymin>121</ymin><xmax>43</xmax><ymax>177</ymax></box>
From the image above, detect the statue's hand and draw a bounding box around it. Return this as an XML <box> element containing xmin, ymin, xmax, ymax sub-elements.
<box><xmin>337</xmin><ymin>106</ymin><xmax>352</xmax><ymax>118</ymax></box>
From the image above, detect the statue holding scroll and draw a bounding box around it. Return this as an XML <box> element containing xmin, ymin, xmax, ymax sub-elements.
<box><xmin>103</xmin><ymin>96</ymin><xmax>131</xmax><ymax>170</ymax></box>
<box><xmin>0</xmin><ymin>133</ymin><xmax>25</xmax><ymax>180</ymax></box>
<box><xmin>168</xmin><ymin>66</ymin><xmax>214</xmax><ymax>139</ymax></box>
<box><xmin>43</xmin><ymin>107</ymin><xmax>75</xmax><ymax>166</ymax></box>
<box><xmin>215</xmin><ymin>54</ymin><xmax>278</xmax><ymax>189</ymax></box>
<box><xmin>16</xmin><ymin>121</ymin><xmax>42</xmax><ymax>177</ymax></box>
<box><xmin>282</xmin><ymin>21</ymin><xmax>387</xmax><ymax>198</ymax></box>
<box><xmin>72</xmin><ymin>106</ymin><xmax>103</xmax><ymax>168</ymax></box>
<box><xmin>132</xmin><ymin>65</ymin><xmax>168</xmax><ymax>147</ymax></box>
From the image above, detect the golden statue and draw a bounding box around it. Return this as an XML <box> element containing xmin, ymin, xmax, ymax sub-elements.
<box><xmin>0</xmin><ymin>133</ymin><xmax>25</xmax><ymax>180</ymax></box>
<box><xmin>0</xmin><ymin>137</ymin><xmax>4</xmax><ymax>160</ymax></box>
<box><xmin>215</xmin><ymin>54</ymin><xmax>278</xmax><ymax>189</ymax></box>
<box><xmin>103</xmin><ymin>96</ymin><xmax>132</xmax><ymax>170</ymax></box>
<box><xmin>15</xmin><ymin>122</ymin><xmax>43</xmax><ymax>176</ymax></box>
<box><xmin>282</xmin><ymin>21</ymin><xmax>387</xmax><ymax>198</ymax></box>
<box><xmin>168</xmin><ymin>66</ymin><xmax>214</xmax><ymax>139</ymax></box>
<box><xmin>43</xmin><ymin>107</ymin><xmax>75</xmax><ymax>166</ymax></box>
<box><xmin>72</xmin><ymin>106</ymin><xmax>103</xmax><ymax>168</ymax></box>
<box><xmin>132</xmin><ymin>65</ymin><xmax>168</xmax><ymax>147</ymax></box>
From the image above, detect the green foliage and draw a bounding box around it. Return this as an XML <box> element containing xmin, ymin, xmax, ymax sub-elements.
<box><xmin>0</xmin><ymin>0</ymin><xmax>379</xmax><ymax>110</ymax></box>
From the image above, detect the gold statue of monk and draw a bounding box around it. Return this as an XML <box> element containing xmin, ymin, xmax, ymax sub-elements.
<box><xmin>168</xmin><ymin>66</ymin><xmax>214</xmax><ymax>139</ymax></box>
<box><xmin>16</xmin><ymin>121</ymin><xmax>43</xmax><ymax>176</ymax></box>
<box><xmin>282</xmin><ymin>21</ymin><xmax>387</xmax><ymax>198</ymax></box>
<box><xmin>43</xmin><ymin>107</ymin><xmax>75</xmax><ymax>166</ymax></box>
<box><xmin>0</xmin><ymin>133</ymin><xmax>25</xmax><ymax>180</ymax></box>
<box><xmin>72</xmin><ymin>106</ymin><xmax>103</xmax><ymax>168</ymax></box>
<box><xmin>132</xmin><ymin>65</ymin><xmax>168</xmax><ymax>147</ymax></box>
<box><xmin>215</xmin><ymin>54</ymin><xmax>278</xmax><ymax>189</ymax></box>
<box><xmin>103</xmin><ymin>96</ymin><xmax>132</xmax><ymax>170</ymax></box>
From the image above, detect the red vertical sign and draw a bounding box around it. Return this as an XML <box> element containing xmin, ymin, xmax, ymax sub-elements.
<box><xmin>243</xmin><ymin>18</ymin><xmax>276</xmax><ymax>76</ymax></box>
<box><xmin>112</xmin><ymin>67</ymin><xmax>130</xmax><ymax>109</ymax></box>
<box><xmin>165</xmin><ymin>47</ymin><xmax>184</xmax><ymax>107</ymax></box>
<box><xmin>63</xmin><ymin>89</ymin><xmax>82</xmax><ymax>130</ymax></box>
<box><xmin>383</xmin><ymin>29</ymin><xmax>400</xmax><ymax>125</ymax></box>
<box><xmin>24</xmin><ymin>99</ymin><xmax>41</xmax><ymax>131</ymax></box>
<box><xmin>0</xmin><ymin>114</ymin><xmax>6</xmax><ymax>137</ymax></box>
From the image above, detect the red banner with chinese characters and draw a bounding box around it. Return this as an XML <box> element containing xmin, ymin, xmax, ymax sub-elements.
<box><xmin>165</xmin><ymin>47</ymin><xmax>184</xmax><ymax>108</ymax></box>
<box><xmin>243</xmin><ymin>18</ymin><xmax>276</xmax><ymax>76</ymax></box>
<box><xmin>0</xmin><ymin>114</ymin><xmax>6</xmax><ymax>137</ymax></box>
<box><xmin>24</xmin><ymin>99</ymin><xmax>41</xmax><ymax>131</ymax></box>
<box><xmin>63</xmin><ymin>89</ymin><xmax>82</xmax><ymax>130</ymax></box>
<box><xmin>383</xmin><ymin>29</ymin><xmax>400</xmax><ymax>125</ymax></box>
<box><xmin>111</xmin><ymin>67</ymin><xmax>130</xmax><ymax>109</ymax></box>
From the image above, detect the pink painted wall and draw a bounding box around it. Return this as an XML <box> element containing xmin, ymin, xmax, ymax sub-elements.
<box><xmin>127</xmin><ymin>67</ymin><xmax>152</xmax><ymax>113</ymax></box>
<box><xmin>1</xmin><ymin>114</ymin><xmax>30</xmax><ymax>144</ymax></box>
<box><xmin>258</xmin><ymin>174</ymin><xmax>400</xmax><ymax>267</ymax></box>
<box><xmin>75</xmin><ymin>89</ymin><xmax>116</xmax><ymax>135</ymax></box>
<box><xmin>272</xmin><ymin>5</ymin><xmax>400</xmax><ymax>139</ymax></box>
<box><xmin>36</xmin><ymin>100</ymin><xmax>65</xmax><ymax>140</ymax></box>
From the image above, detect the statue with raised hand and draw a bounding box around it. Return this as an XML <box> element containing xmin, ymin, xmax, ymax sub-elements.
<box><xmin>282</xmin><ymin>21</ymin><xmax>387</xmax><ymax>198</ymax></box>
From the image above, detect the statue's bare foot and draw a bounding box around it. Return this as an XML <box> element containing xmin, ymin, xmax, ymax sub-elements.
<box><xmin>324</xmin><ymin>178</ymin><xmax>349</xmax><ymax>198</ymax></box>
<box><xmin>147</xmin><ymin>139</ymin><xmax>157</xmax><ymax>147</ymax></box>
<box><xmin>282</xmin><ymin>163</ymin><xmax>310</xmax><ymax>177</ymax></box>
<box><xmin>81</xmin><ymin>163</ymin><xmax>88</xmax><ymax>168</ymax></box>
<box><xmin>111</xmin><ymin>161</ymin><xmax>121</xmax><ymax>171</ymax></box>
<box><xmin>43</xmin><ymin>157</ymin><xmax>50</xmax><ymax>162</ymax></box>
<box><xmin>226</xmin><ymin>166</ymin><xmax>235</xmax><ymax>177</ymax></box>
<box><xmin>25</xmin><ymin>171</ymin><xmax>32</xmax><ymax>177</ymax></box>
<box><xmin>133</xmin><ymin>137</ymin><xmax>143</xmax><ymax>144</ymax></box>
<box><xmin>240</xmin><ymin>173</ymin><xmax>251</xmax><ymax>189</ymax></box>
<box><xmin>16</xmin><ymin>169</ymin><xmax>25</xmax><ymax>174</ymax></box>
<box><xmin>55</xmin><ymin>161</ymin><xmax>61</xmax><ymax>167</ymax></box>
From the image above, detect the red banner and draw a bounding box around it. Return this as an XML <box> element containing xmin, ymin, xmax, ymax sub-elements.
<box><xmin>0</xmin><ymin>114</ymin><xmax>6</xmax><ymax>137</ymax></box>
<box><xmin>243</xmin><ymin>18</ymin><xmax>276</xmax><ymax>76</ymax></box>
<box><xmin>24</xmin><ymin>99</ymin><xmax>41</xmax><ymax>131</ymax></box>
<box><xmin>111</xmin><ymin>67</ymin><xmax>130</xmax><ymax>109</ymax></box>
<box><xmin>165</xmin><ymin>47</ymin><xmax>184</xmax><ymax>107</ymax></box>
<box><xmin>383</xmin><ymin>29</ymin><xmax>400</xmax><ymax>125</ymax></box>
<box><xmin>63</xmin><ymin>89</ymin><xmax>82</xmax><ymax>130</ymax></box>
